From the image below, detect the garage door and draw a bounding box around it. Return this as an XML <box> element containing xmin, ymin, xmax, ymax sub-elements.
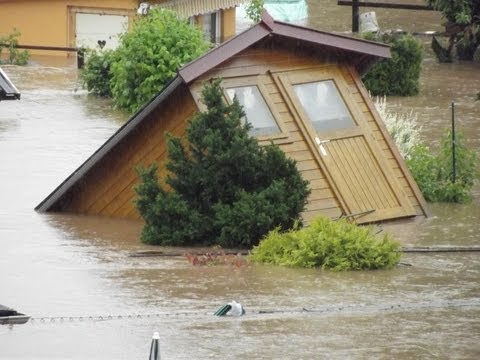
<box><xmin>76</xmin><ymin>13</ymin><xmax>128</xmax><ymax>50</ymax></box>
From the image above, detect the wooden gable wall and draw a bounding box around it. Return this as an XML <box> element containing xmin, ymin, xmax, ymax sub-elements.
<box><xmin>56</xmin><ymin>83</ymin><xmax>197</xmax><ymax>219</ymax></box>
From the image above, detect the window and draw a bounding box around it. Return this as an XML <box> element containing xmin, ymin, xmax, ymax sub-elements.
<box><xmin>226</xmin><ymin>85</ymin><xmax>281</xmax><ymax>137</ymax></box>
<box><xmin>293</xmin><ymin>80</ymin><xmax>355</xmax><ymax>131</ymax></box>
<box><xmin>202</xmin><ymin>11</ymin><xmax>221</xmax><ymax>44</ymax></box>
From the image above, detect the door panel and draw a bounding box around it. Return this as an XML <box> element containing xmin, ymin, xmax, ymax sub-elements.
<box><xmin>76</xmin><ymin>13</ymin><xmax>127</xmax><ymax>50</ymax></box>
<box><xmin>275</xmin><ymin>67</ymin><xmax>415</xmax><ymax>222</ymax></box>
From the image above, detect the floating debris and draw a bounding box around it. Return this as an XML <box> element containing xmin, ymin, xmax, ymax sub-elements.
<box><xmin>0</xmin><ymin>304</ymin><xmax>30</xmax><ymax>325</ymax></box>
<box><xmin>214</xmin><ymin>301</ymin><xmax>245</xmax><ymax>317</ymax></box>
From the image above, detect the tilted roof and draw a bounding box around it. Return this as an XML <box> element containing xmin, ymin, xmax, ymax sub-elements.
<box><xmin>0</xmin><ymin>67</ymin><xmax>20</xmax><ymax>101</ymax></box>
<box><xmin>36</xmin><ymin>11</ymin><xmax>390</xmax><ymax>212</ymax></box>
<box><xmin>179</xmin><ymin>11</ymin><xmax>390</xmax><ymax>83</ymax></box>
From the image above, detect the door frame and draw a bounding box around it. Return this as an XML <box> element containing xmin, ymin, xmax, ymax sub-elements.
<box><xmin>67</xmin><ymin>6</ymin><xmax>134</xmax><ymax>49</ymax></box>
<box><xmin>273</xmin><ymin>66</ymin><xmax>415</xmax><ymax>221</ymax></box>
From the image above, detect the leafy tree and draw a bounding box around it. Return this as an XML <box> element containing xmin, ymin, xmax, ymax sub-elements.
<box><xmin>135</xmin><ymin>79</ymin><xmax>310</xmax><ymax>248</ymax></box>
<box><xmin>81</xmin><ymin>9</ymin><xmax>210</xmax><ymax>112</ymax></box>
<box><xmin>427</xmin><ymin>0</ymin><xmax>480</xmax><ymax>60</ymax></box>
<box><xmin>362</xmin><ymin>33</ymin><xmax>423</xmax><ymax>96</ymax></box>
<box><xmin>245</xmin><ymin>0</ymin><xmax>265</xmax><ymax>22</ymax></box>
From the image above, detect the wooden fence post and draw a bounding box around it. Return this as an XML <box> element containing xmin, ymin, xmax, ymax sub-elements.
<box><xmin>352</xmin><ymin>0</ymin><xmax>359</xmax><ymax>32</ymax></box>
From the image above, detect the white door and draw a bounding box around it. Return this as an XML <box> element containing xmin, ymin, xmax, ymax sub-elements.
<box><xmin>76</xmin><ymin>13</ymin><xmax>128</xmax><ymax>50</ymax></box>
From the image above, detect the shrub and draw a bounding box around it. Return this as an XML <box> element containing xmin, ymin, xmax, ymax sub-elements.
<box><xmin>407</xmin><ymin>129</ymin><xmax>479</xmax><ymax>203</ymax></box>
<box><xmin>81</xmin><ymin>9</ymin><xmax>210</xmax><ymax>113</ymax></box>
<box><xmin>80</xmin><ymin>49</ymin><xmax>117</xmax><ymax>97</ymax></box>
<box><xmin>246</xmin><ymin>0</ymin><xmax>264</xmax><ymax>22</ymax></box>
<box><xmin>0</xmin><ymin>29</ymin><xmax>29</xmax><ymax>65</ymax></box>
<box><xmin>134</xmin><ymin>80</ymin><xmax>310</xmax><ymax>248</ymax></box>
<box><xmin>374</xmin><ymin>96</ymin><xmax>421</xmax><ymax>159</ymax></box>
<box><xmin>110</xmin><ymin>9</ymin><xmax>210</xmax><ymax>112</ymax></box>
<box><xmin>249</xmin><ymin>217</ymin><xmax>401</xmax><ymax>271</ymax></box>
<box><xmin>362</xmin><ymin>32</ymin><xmax>423</xmax><ymax>96</ymax></box>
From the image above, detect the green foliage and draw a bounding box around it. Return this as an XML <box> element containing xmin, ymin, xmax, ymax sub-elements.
<box><xmin>110</xmin><ymin>9</ymin><xmax>210</xmax><ymax>112</ymax></box>
<box><xmin>245</xmin><ymin>0</ymin><xmax>265</xmax><ymax>22</ymax></box>
<box><xmin>0</xmin><ymin>29</ymin><xmax>29</xmax><ymax>65</ymax></box>
<box><xmin>80</xmin><ymin>49</ymin><xmax>117</xmax><ymax>97</ymax></box>
<box><xmin>362</xmin><ymin>32</ymin><xmax>423</xmax><ymax>96</ymax></box>
<box><xmin>427</xmin><ymin>0</ymin><xmax>479</xmax><ymax>25</ymax></box>
<box><xmin>249</xmin><ymin>217</ymin><xmax>401</xmax><ymax>271</ymax></box>
<box><xmin>81</xmin><ymin>9</ymin><xmax>210</xmax><ymax>113</ymax></box>
<box><xmin>427</xmin><ymin>0</ymin><xmax>480</xmax><ymax>60</ymax></box>
<box><xmin>135</xmin><ymin>80</ymin><xmax>310</xmax><ymax>247</ymax></box>
<box><xmin>407</xmin><ymin>129</ymin><xmax>479</xmax><ymax>203</ymax></box>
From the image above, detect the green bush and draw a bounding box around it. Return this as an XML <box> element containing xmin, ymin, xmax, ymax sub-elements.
<box><xmin>246</xmin><ymin>0</ymin><xmax>264</xmax><ymax>22</ymax></box>
<box><xmin>0</xmin><ymin>29</ymin><xmax>29</xmax><ymax>65</ymax></box>
<box><xmin>362</xmin><ymin>32</ymin><xmax>423</xmax><ymax>96</ymax></box>
<box><xmin>80</xmin><ymin>49</ymin><xmax>117</xmax><ymax>97</ymax></box>
<box><xmin>135</xmin><ymin>80</ymin><xmax>310</xmax><ymax>247</ymax></box>
<box><xmin>249</xmin><ymin>217</ymin><xmax>401</xmax><ymax>271</ymax></box>
<box><xmin>110</xmin><ymin>9</ymin><xmax>210</xmax><ymax>112</ymax></box>
<box><xmin>81</xmin><ymin>9</ymin><xmax>210</xmax><ymax>113</ymax></box>
<box><xmin>427</xmin><ymin>0</ymin><xmax>480</xmax><ymax>61</ymax></box>
<box><xmin>407</xmin><ymin>129</ymin><xmax>479</xmax><ymax>203</ymax></box>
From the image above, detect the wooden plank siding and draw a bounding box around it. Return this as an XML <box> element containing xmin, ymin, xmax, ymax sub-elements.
<box><xmin>339</xmin><ymin>67</ymin><xmax>425</xmax><ymax>216</ymax></box>
<box><xmin>64</xmin><ymin>84</ymin><xmax>197</xmax><ymax>218</ymax></box>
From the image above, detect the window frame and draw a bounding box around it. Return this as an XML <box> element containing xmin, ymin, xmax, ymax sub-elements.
<box><xmin>221</xmin><ymin>76</ymin><xmax>290</xmax><ymax>142</ymax></box>
<box><xmin>292</xmin><ymin>79</ymin><xmax>356</xmax><ymax>133</ymax></box>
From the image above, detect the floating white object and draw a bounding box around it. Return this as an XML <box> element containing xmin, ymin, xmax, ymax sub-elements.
<box><xmin>228</xmin><ymin>300</ymin><xmax>245</xmax><ymax>316</ymax></box>
<box><xmin>359</xmin><ymin>12</ymin><xmax>379</xmax><ymax>33</ymax></box>
<box><xmin>137</xmin><ymin>2</ymin><xmax>150</xmax><ymax>15</ymax></box>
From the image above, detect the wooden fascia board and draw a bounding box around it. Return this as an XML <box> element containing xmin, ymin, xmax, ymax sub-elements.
<box><xmin>271</xmin><ymin>21</ymin><xmax>391</xmax><ymax>60</ymax></box>
<box><xmin>178</xmin><ymin>24</ymin><xmax>271</xmax><ymax>84</ymax></box>
<box><xmin>35</xmin><ymin>76</ymin><xmax>184</xmax><ymax>212</ymax></box>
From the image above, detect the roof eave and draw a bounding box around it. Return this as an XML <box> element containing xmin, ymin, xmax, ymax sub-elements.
<box><xmin>178</xmin><ymin>23</ymin><xmax>271</xmax><ymax>84</ymax></box>
<box><xmin>179</xmin><ymin>12</ymin><xmax>390</xmax><ymax>84</ymax></box>
<box><xmin>271</xmin><ymin>21</ymin><xmax>391</xmax><ymax>60</ymax></box>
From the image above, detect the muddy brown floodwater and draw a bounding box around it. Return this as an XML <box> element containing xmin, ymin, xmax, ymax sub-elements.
<box><xmin>1</xmin><ymin>3</ymin><xmax>480</xmax><ymax>359</ymax></box>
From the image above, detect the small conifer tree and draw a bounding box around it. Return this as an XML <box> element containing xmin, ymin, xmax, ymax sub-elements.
<box><xmin>135</xmin><ymin>79</ymin><xmax>310</xmax><ymax>248</ymax></box>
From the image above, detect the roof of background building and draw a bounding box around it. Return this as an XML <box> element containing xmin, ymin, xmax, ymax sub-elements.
<box><xmin>0</xmin><ymin>67</ymin><xmax>20</xmax><ymax>101</ymax></box>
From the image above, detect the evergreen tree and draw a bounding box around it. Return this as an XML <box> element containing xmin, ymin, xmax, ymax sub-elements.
<box><xmin>135</xmin><ymin>79</ymin><xmax>310</xmax><ymax>248</ymax></box>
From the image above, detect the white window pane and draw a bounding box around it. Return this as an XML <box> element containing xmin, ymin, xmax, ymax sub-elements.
<box><xmin>293</xmin><ymin>80</ymin><xmax>355</xmax><ymax>131</ymax></box>
<box><xmin>226</xmin><ymin>85</ymin><xmax>280</xmax><ymax>137</ymax></box>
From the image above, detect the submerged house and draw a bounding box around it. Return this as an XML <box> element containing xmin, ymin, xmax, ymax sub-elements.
<box><xmin>36</xmin><ymin>12</ymin><xmax>428</xmax><ymax>224</ymax></box>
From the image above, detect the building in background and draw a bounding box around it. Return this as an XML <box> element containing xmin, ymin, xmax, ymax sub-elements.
<box><xmin>0</xmin><ymin>0</ymin><xmax>245</xmax><ymax>56</ymax></box>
